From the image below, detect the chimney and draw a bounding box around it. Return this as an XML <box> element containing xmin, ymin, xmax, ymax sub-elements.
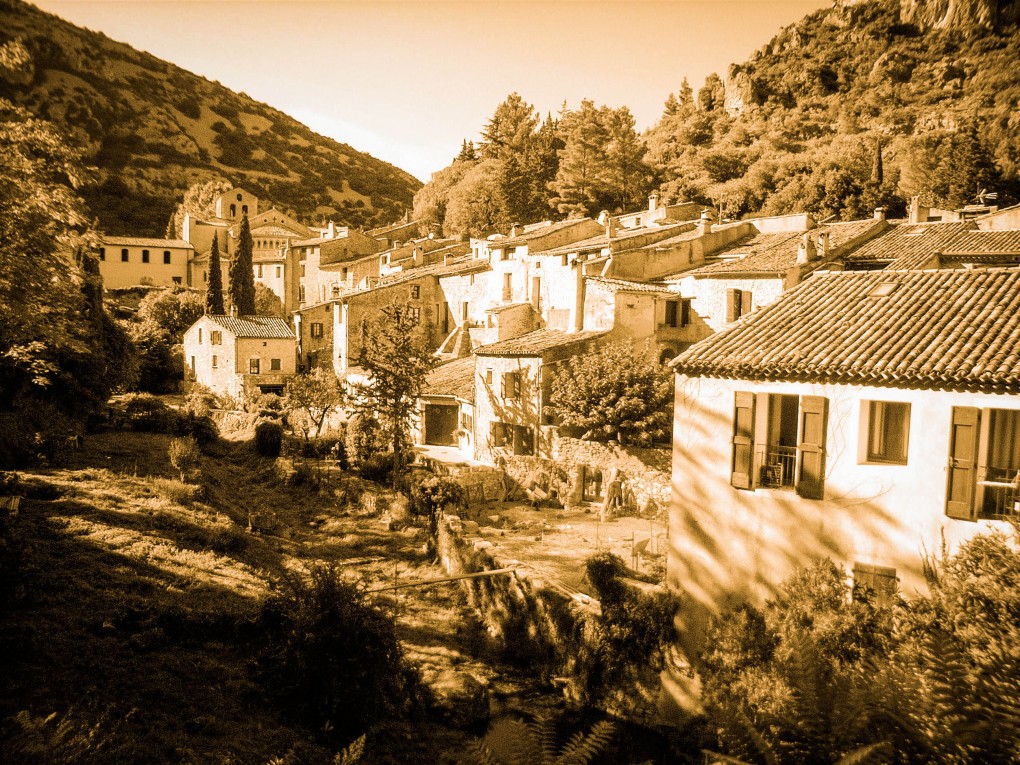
<box><xmin>698</xmin><ymin>209</ymin><xmax>714</xmax><ymax>235</ymax></box>
<box><xmin>648</xmin><ymin>193</ymin><xmax>659</xmax><ymax>212</ymax></box>
<box><xmin>412</xmin><ymin>247</ymin><xmax>420</xmax><ymax>266</ymax></box>
<box><xmin>817</xmin><ymin>231</ymin><xmax>830</xmax><ymax>259</ymax></box>
<box><xmin>230</xmin><ymin>304</ymin><xmax>237</xmax><ymax>317</ymax></box>
<box><xmin>874</xmin><ymin>207</ymin><xmax>886</xmax><ymax>221</ymax></box>
<box><xmin>797</xmin><ymin>233</ymin><xmax>817</xmax><ymax>264</ymax></box>
<box><xmin>908</xmin><ymin>196</ymin><xmax>926</xmax><ymax>224</ymax></box>
<box><xmin>574</xmin><ymin>261</ymin><xmax>586</xmax><ymax>333</ymax></box>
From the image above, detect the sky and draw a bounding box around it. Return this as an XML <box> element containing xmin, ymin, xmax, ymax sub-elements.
<box><xmin>31</xmin><ymin>0</ymin><xmax>829</xmax><ymax>182</ymax></box>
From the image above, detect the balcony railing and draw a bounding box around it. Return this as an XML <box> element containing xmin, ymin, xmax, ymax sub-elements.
<box><xmin>759</xmin><ymin>445</ymin><xmax>796</xmax><ymax>489</ymax></box>
<box><xmin>979</xmin><ymin>468</ymin><xmax>1020</xmax><ymax>518</ymax></box>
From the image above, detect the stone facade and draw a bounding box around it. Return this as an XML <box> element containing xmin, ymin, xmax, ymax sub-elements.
<box><xmin>98</xmin><ymin>238</ymin><xmax>193</xmax><ymax>289</ymax></box>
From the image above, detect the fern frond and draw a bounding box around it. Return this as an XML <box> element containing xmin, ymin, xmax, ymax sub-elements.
<box><xmin>482</xmin><ymin>717</ymin><xmax>542</xmax><ymax>765</ymax></box>
<box><xmin>713</xmin><ymin>703</ymin><xmax>781</xmax><ymax>765</ymax></box>
<box><xmin>334</xmin><ymin>734</ymin><xmax>366</xmax><ymax>765</ymax></box>
<box><xmin>557</xmin><ymin>720</ymin><xmax>615</xmax><ymax>765</ymax></box>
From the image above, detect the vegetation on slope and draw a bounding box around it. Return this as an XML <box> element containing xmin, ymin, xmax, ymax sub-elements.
<box><xmin>0</xmin><ymin>0</ymin><xmax>421</xmax><ymax>236</ymax></box>
<box><xmin>416</xmin><ymin>0</ymin><xmax>1019</xmax><ymax>237</ymax></box>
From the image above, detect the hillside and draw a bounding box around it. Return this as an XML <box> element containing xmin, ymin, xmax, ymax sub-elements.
<box><xmin>0</xmin><ymin>0</ymin><xmax>421</xmax><ymax>236</ymax></box>
<box><xmin>413</xmin><ymin>0</ymin><xmax>1020</xmax><ymax>237</ymax></box>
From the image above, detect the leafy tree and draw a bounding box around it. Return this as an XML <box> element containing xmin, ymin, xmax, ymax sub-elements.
<box><xmin>546</xmin><ymin>342</ymin><xmax>673</xmax><ymax>445</ymax></box>
<box><xmin>168</xmin><ymin>436</ymin><xmax>200</xmax><ymax>481</ymax></box>
<box><xmin>352</xmin><ymin>303</ymin><xmax>437</xmax><ymax>481</ymax></box>
<box><xmin>284</xmin><ymin>368</ymin><xmax>346</xmax><ymax>441</ymax></box>
<box><xmin>137</xmin><ymin>288</ymin><xmax>205</xmax><ymax>342</ymax></box>
<box><xmin>443</xmin><ymin>159</ymin><xmax>508</xmax><ymax>237</ymax></box>
<box><xmin>229</xmin><ymin>211</ymin><xmax>256</xmax><ymax>315</ymax></box>
<box><xmin>254</xmin><ymin>282</ymin><xmax>283</xmax><ymax>316</ymax></box>
<box><xmin>206</xmin><ymin>232</ymin><xmax>225</xmax><ymax>314</ymax></box>
<box><xmin>411</xmin><ymin>159</ymin><xmax>472</xmax><ymax>236</ymax></box>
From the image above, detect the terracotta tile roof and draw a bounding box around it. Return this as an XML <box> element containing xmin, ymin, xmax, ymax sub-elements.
<box><xmin>687</xmin><ymin>219</ymin><xmax>883</xmax><ymax>276</ymax></box>
<box><xmin>586</xmin><ymin>276</ymin><xmax>676</xmax><ymax>297</ymax></box>
<box><xmin>475</xmin><ymin>329</ymin><xmax>608</xmax><ymax>357</ymax></box>
<box><xmin>102</xmin><ymin>236</ymin><xmax>192</xmax><ymax>249</ymax></box>
<box><xmin>672</xmin><ymin>268</ymin><xmax>1020</xmax><ymax>393</ymax></box>
<box><xmin>424</xmin><ymin>356</ymin><xmax>475</xmax><ymax>402</ymax></box>
<box><xmin>844</xmin><ymin>221</ymin><xmax>974</xmax><ymax>268</ymax></box>
<box><xmin>250</xmin><ymin>224</ymin><xmax>303</xmax><ymax>238</ymax></box>
<box><xmin>207</xmin><ymin>315</ymin><xmax>295</xmax><ymax>339</ymax></box>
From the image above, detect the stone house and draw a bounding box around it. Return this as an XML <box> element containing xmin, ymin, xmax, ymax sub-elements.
<box><xmin>97</xmin><ymin>237</ymin><xmax>194</xmax><ymax>289</ymax></box>
<box><xmin>183</xmin><ymin>315</ymin><xmax>297</xmax><ymax>399</ymax></box>
<box><xmin>473</xmin><ymin>328</ymin><xmax>607</xmax><ymax>462</ymax></box>
<box><xmin>668</xmin><ymin>268</ymin><xmax>1020</xmax><ymax>631</ymax></box>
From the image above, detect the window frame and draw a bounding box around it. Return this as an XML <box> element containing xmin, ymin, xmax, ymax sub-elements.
<box><xmin>860</xmin><ymin>400</ymin><xmax>911</xmax><ymax>465</ymax></box>
<box><xmin>249</xmin><ymin>358</ymin><xmax>261</xmax><ymax>374</ymax></box>
<box><xmin>310</xmin><ymin>322</ymin><xmax>324</xmax><ymax>339</ymax></box>
<box><xmin>163</xmin><ymin>250</ymin><xmax>171</xmax><ymax>264</ymax></box>
<box><xmin>270</xmin><ymin>358</ymin><xmax>281</xmax><ymax>371</ymax></box>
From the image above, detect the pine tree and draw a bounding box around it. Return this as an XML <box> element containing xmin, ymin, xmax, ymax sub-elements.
<box><xmin>603</xmin><ymin>106</ymin><xmax>653</xmax><ymax>212</ymax></box>
<box><xmin>550</xmin><ymin>100</ymin><xmax>609</xmax><ymax>217</ymax></box>
<box><xmin>480</xmin><ymin>92</ymin><xmax>538</xmax><ymax>162</ymax></box>
<box><xmin>206</xmin><ymin>232</ymin><xmax>225</xmax><ymax>314</ymax></box>
<box><xmin>871</xmin><ymin>138</ymin><xmax>884</xmax><ymax>186</ymax></box>
<box><xmin>229</xmin><ymin>212</ymin><xmax>255</xmax><ymax>315</ymax></box>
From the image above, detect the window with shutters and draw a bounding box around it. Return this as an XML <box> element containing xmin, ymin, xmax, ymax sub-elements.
<box><xmin>270</xmin><ymin>358</ymin><xmax>281</xmax><ymax>371</ymax></box>
<box><xmin>210</xmin><ymin>331</ymin><xmax>222</xmax><ymax>345</ymax></box>
<box><xmin>501</xmin><ymin>372</ymin><xmax>521</xmax><ymax>400</ymax></box>
<box><xmin>250</xmin><ymin>358</ymin><xmax>260</xmax><ymax>374</ymax></box>
<box><xmin>726</xmin><ymin>288</ymin><xmax>753</xmax><ymax>322</ymax></box>
<box><xmin>731</xmin><ymin>391</ymin><xmax>828</xmax><ymax>498</ymax></box>
<box><xmin>490</xmin><ymin>421</ymin><xmax>511</xmax><ymax>448</ymax></box>
<box><xmin>947</xmin><ymin>407</ymin><xmax>1020</xmax><ymax>520</ymax></box>
<box><xmin>408</xmin><ymin>307</ymin><xmax>421</xmax><ymax>323</ymax></box>
<box><xmin>663</xmin><ymin>299</ymin><xmax>692</xmax><ymax>328</ymax></box>
<box><xmin>310</xmin><ymin>322</ymin><xmax>323</xmax><ymax>338</ymax></box>
<box><xmin>853</xmin><ymin>563</ymin><xmax>897</xmax><ymax>604</ymax></box>
<box><xmin>485</xmin><ymin>369</ymin><xmax>493</xmax><ymax>386</ymax></box>
<box><xmin>211</xmin><ymin>355</ymin><xmax>218</xmax><ymax>369</ymax></box>
<box><xmin>411</xmin><ymin>285</ymin><xmax>420</xmax><ymax>299</ymax></box>
<box><xmin>860</xmin><ymin>401</ymin><xmax>911</xmax><ymax>464</ymax></box>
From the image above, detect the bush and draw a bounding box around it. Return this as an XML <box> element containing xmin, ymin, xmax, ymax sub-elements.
<box><xmin>167</xmin><ymin>436</ymin><xmax>200</xmax><ymax>480</ymax></box>
<box><xmin>408</xmin><ymin>474</ymin><xmax>466</xmax><ymax>537</ymax></box>
<box><xmin>345</xmin><ymin>415</ymin><xmax>382</xmax><ymax>469</ymax></box>
<box><xmin>184</xmin><ymin>414</ymin><xmax>219</xmax><ymax>450</ymax></box>
<box><xmin>254</xmin><ymin>421</ymin><xmax>283</xmax><ymax>457</ymax></box>
<box><xmin>359</xmin><ymin>452</ymin><xmax>394</xmax><ymax>484</ymax></box>
<box><xmin>121</xmin><ymin>393</ymin><xmax>184</xmax><ymax>434</ymax></box>
<box><xmin>256</xmin><ymin>564</ymin><xmax>421</xmax><ymax>750</ymax></box>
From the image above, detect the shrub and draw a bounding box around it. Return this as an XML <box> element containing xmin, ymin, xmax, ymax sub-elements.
<box><xmin>167</xmin><ymin>436</ymin><xmax>200</xmax><ymax>480</ymax></box>
<box><xmin>122</xmin><ymin>393</ymin><xmax>184</xmax><ymax>434</ymax></box>
<box><xmin>254</xmin><ymin>421</ymin><xmax>283</xmax><ymax>457</ymax></box>
<box><xmin>344</xmin><ymin>414</ymin><xmax>382</xmax><ymax>469</ymax></box>
<box><xmin>152</xmin><ymin>477</ymin><xmax>203</xmax><ymax>505</ymax></box>
<box><xmin>184</xmin><ymin>414</ymin><xmax>219</xmax><ymax>450</ymax></box>
<box><xmin>408</xmin><ymin>474</ymin><xmax>466</xmax><ymax>537</ymax></box>
<box><xmin>255</xmin><ymin>564</ymin><xmax>421</xmax><ymax>750</ymax></box>
<box><xmin>359</xmin><ymin>452</ymin><xmax>394</xmax><ymax>484</ymax></box>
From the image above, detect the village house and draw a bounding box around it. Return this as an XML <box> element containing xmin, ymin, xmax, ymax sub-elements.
<box><xmin>472</xmin><ymin>328</ymin><xmax>608</xmax><ymax>462</ymax></box>
<box><xmin>183</xmin><ymin>315</ymin><xmax>297</xmax><ymax>399</ymax></box>
<box><xmin>97</xmin><ymin>236</ymin><xmax>194</xmax><ymax>289</ymax></box>
<box><xmin>667</xmin><ymin>268</ymin><xmax>1020</xmax><ymax>632</ymax></box>
<box><xmin>297</xmin><ymin>226</ymin><xmax>387</xmax><ymax>308</ymax></box>
<box><xmin>416</xmin><ymin>355</ymin><xmax>477</xmax><ymax>456</ymax></box>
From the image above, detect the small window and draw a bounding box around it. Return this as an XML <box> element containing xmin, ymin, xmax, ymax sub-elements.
<box><xmin>490</xmin><ymin>422</ymin><xmax>510</xmax><ymax>447</ymax></box>
<box><xmin>236</xmin><ymin>193</ymin><xmax>242</xmax><ymax>202</ymax></box>
<box><xmin>270</xmin><ymin>358</ymin><xmax>281</xmax><ymax>371</ymax></box>
<box><xmin>485</xmin><ymin>369</ymin><xmax>493</xmax><ymax>385</ymax></box>
<box><xmin>862</xmin><ymin>401</ymin><xmax>910</xmax><ymax>464</ymax></box>
<box><xmin>726</xmin><ymin>289</ymin><xmax>752</xmax><ymax>322</ymax></box>
<box><xmin>299</xmin><ymin>286</ymin><xmax>306</xmax><ymax>303</ymax></box>
<box><xmin>257</xmin><ymin>264</ymin><xmax>263</xmax><ymax>278</ymax></box>
<box><xmin>211</xmin><ymin>354</ymin><xmax>218</xmax><ymax>369</ymax></box>
<box><xmin>242</xmin><ymin>204</ymin><xmax>248</xmax><ymax>214</ymax></box>
<box><xmin>210</xmin><ymin>331</ymin><xmax>222</xmax><ymax>345</ymax></box>
<box><xmin>408</xmin><ymin>307</ymin><xmax>421</xmax><ymax>323</ymax></box>
<box><xmin>121</xmin><ymin>248</ymin><xmax>129</xmax><ymax>262</ymax></box>
<box><xmin>311</xmin><ymin>322</ymin><xmax>324</xmax><ymax>338</ymax></box>
<box><xmin>501</xmin><ymin>371</ymin><xmax>521</xmax><ymax>400</ymax></box>
<box><xmin>300</xmin><ymin>263</ymin><xmax>306</xmax><ymax>276</ymax></box>
<box><xmin>142</xmin><ymin>249</ymin><xmax>150</xmax><ymax>263</ymax></box>
<box><xmin>276</xmin><ymin>265</ymin><xmax>282</xmax><ymax>278</ymax></box>
<box><xmin>664</xmin><ymin>300</ymin><xmax>678</xmax><ymax>327</ymax></box>
<box><xmin>250</xmin><ymin>358</ymin><xmax>260</xmax><ymax>374</ymax></box>
<box><xmin>163</xmin><ymin>250</ymin><xmax>171</xmax><ymax>264</ymax></box>
<box><xmin>172</xmin><ymin>277</ymin><xmax>182</xmax><ymax>284</ymax></box>
<box><xmin>411</xmin><ymin>285</ymin><xmax>421</xmax><ymax>299</ymax></box>
<box><xmin>198</xmin><ymin>328</ymin><xmax>202</xmax><ymax>344</ymax></box>
<box><xmin>99</xmin><ymin>247</ymin><xmax>105</xmax><ymax>261</ymax></box>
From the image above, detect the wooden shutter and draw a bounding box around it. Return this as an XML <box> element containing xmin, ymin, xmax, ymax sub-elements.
<box><xmin>946</xmin><ymin>406</ymin><xmax>980</xmax><ymax>521</ymax></box>
<box><xmin>726</xmin><ymin>289</ymin><xmax>741</xmax><ymax>322</ymax></box>
<box><xmin>796</xmin><ymin>395</ymin><xmax>828</xmax><ymax>499</ymax></box>
<box><xmin>680</xmin><ymin>299</ymin><xmax>691</xmax><ymax>327</ymax></box>
<box><xmin>731</xmin><ymin>392</ymin><xmax>756</xmax><ymax>489</ymax></box>
<box><xmin>741</xmin><ymin>290</ymin><xmax>753</xmax><ymax>317</ymax></box>
<box><xmin>500</xmin><ymin>372</ymin><xmax>507</xmax><ymax>398</ymax></box>
<box><xmin>665</xmin><ymin>300</ymin><xmax>678</xmax><ymax>327</ymax></box>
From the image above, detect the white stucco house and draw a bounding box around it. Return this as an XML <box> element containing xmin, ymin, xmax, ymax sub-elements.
<box><xmin>668</xmin><ymin>268</ymin><xmax>1020</xmax><ymax>630</ymax></box>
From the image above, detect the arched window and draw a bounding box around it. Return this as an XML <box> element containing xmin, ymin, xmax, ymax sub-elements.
<box><xmin>229</xmin><ymin>204</ymin><xmax>236</xmax><ymax>217</ymax></box>
<box><xmin>236</xmin><ymin>193</ymin><xmax>242</xmax><ymax>201</ymax></box>
<box><xmin>242</xmin><ymin>205</ymin><xmax>248</xmax><ymax>215</ymax></box>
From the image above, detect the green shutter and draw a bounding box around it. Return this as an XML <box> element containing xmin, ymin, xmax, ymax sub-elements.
<box><xmin>731</xmin><ymin>391</ymin><xmax>756</xmax><ymax>489</ymax></box>
<box><xmin>726</xmin><ymin>289</ymin><xmax>741</xmax><ymax>322</ymax></box>
<box><xmin>796</xmin><ymin>395</ymin><xmax>828</xmax><ymax>499</ymax></box>
<box><xmin>946</xmin><ymin>406</ymin><xmax>980</xmax><ymax>521</ymax></box>
<box><xmin>741</xmin><ymin>290</ymin><xmax>753</xmax><ymax>316</ymax></box>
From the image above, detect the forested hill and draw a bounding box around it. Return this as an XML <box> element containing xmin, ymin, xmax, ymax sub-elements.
<box><xmin>414</xmin><ymin>0</ymin><xmax>1020</xmax><ymax>239</ymax></box>
<box><xmin>0</xmin><ymin>0</ymin><xmax>421</xmax><ymax>236</ymax></box>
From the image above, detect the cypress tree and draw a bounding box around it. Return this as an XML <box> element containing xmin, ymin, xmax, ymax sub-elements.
<box><xmin>229</xmin><ymin>212</ymin><xmax>255</xmax><ymax>315</ymax></box>
<box><xmin>206</xmin><ymin>232</ymin><xmax>225</xmax><ymax>314</ymax></box>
